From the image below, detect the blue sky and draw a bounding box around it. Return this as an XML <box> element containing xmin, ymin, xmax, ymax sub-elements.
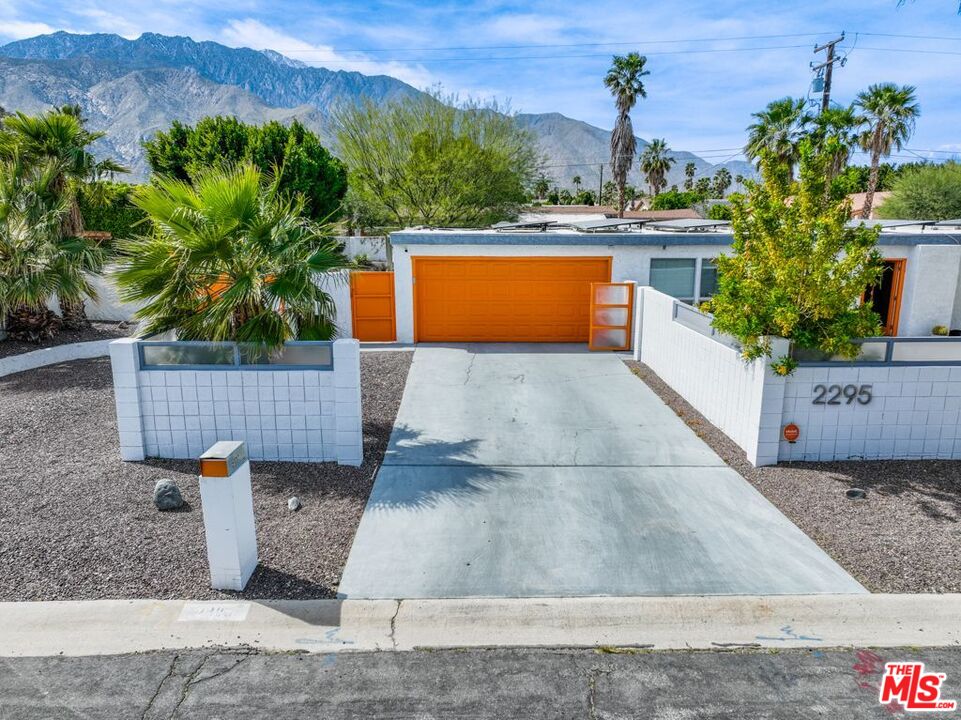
<box><xmin>2</xmin><ymin>0</ymin><xmax>960</xmax><ymax>162</ymax></box>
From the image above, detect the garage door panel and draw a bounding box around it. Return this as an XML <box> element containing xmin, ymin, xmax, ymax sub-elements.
<box><xmin>414</xmin><ymin>257</ymin><xmax>611</xmax><ymax>342</ymax></box>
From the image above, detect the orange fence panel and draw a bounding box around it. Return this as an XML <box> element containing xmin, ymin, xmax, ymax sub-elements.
<box><xmin>588</xmin><ymin>282</ymin><xmax>634</xmax><ymax>351</ymax></box>
<box><xmin>350</xmin><ymin>271</ymin><xmax>396</xmax><ymax>341</ymax></box>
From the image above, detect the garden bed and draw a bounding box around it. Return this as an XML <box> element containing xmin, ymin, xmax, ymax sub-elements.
<box><xmin>626</xmin><ymin>360</ymin><xmax>961</xmax><ymax>594</ymax></box>
<box><xmin>0</xmin><ymin>351</ymin><xmax>412</xmax><ymax>600</ymax></box>
<box><xmin>0</xmin><ymin>321</ymin><xmax>133</xmax><ymax>359</ymax></box>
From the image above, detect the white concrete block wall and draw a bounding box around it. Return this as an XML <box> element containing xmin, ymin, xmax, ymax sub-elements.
<box><xmin>780</xmin><ymin>365</ymin><xmax>961</xmax><ymax>461</ymax></box>
<box><xmin>634</xmin><ymin>287</ymin><xmax>786</xmax><ymax>466</ymax></box>
<box><xmin>108</xmin><ymin>338</ymin><xmax>363</xmax><ymax>466</ymax></box>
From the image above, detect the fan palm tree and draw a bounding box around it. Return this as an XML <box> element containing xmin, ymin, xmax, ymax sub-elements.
<box><xmin>683</xmin><ymin>162</ymin><xmax>696</xmax><ymax>190</ymax></box>
<box><xmin>115</xmin><ymin>164</ymin><xmax>349</xmax><ymax>347</ymax></box>
<box><xmin>711</xmin><ymin>167</ymin><xmax>732</xmax><ymax>198</ymax></box>
<box><xmin>639</xmin><ymin>138</ymin><xmax>675</xmax><ymax>197</ymax></box>
<box><xmin>808</xmin><ymin>105</ymin><xmax>864</xmax><ymax>184</ymax></box>
<box><xmin>855</xmin><ymin>83</ymin><xmax>920</xmax><ymax>218</ymax></box>
<box><xmin>0</xmin><ymin>155</ymin><xmax>105</xmax><ymax>341</ymax></box>
<box><xmin>1</xmin><ymin>107</ymin><xmax>126</xmax><ymax>327</ymax></box>
<box><xmin>571</xmin><ymin>175</ymin><xmax>582</xmax><ymax>192</ymax></box>
<box><xmin>604</xmin><ymin>53</ymin><xmax>649</xmax><ymax>217</ymax></box>
<box><xmin>744</xmin><ymin>97</ymin><xmax>810</xmax><ymax>180</ymax></box>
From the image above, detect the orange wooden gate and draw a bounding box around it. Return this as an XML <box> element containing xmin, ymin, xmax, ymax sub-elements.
<box><xmin>588</xmin><ymin>282</ymin><xmax>634</xmax><ymax>351</ymax></box>
<box><xmin>350</xmin><ymin>271</ymin><xmax>396</xmax><ymax>341</ymax></box>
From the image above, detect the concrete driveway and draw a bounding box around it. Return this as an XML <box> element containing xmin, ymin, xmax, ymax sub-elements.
<box><xmin>338</xmin><ymin>344</ymin><xmax>864</xmax><ymax>598</ymax></box>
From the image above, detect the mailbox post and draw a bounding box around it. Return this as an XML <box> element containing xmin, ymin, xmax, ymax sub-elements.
<box><xmin>198</xmin><ymin>441</ymin><xmax>258</xmax><ymax>591</ymax></box>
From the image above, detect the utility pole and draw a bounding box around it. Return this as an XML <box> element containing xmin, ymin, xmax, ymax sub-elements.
<box><xmin>812</xmin><ymin>33</ymin><xmax>846</xmax><ymax>114</ymax></box>
<box><xmin>598</xmin><ymin>164</ymin><xmax>604</xmax><ymax>207</ymax></box>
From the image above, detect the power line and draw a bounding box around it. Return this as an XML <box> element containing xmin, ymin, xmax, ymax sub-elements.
<box><xmin>277</xmin><ymin>31</ymin><xmax>839</xmax><ymax>55</ymax></box>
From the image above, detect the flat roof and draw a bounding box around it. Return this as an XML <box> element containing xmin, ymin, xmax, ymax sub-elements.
<box><xmin>392</xmin><ymin>227</ymin><xmax>961</xmax><ymax>247</ymax></box>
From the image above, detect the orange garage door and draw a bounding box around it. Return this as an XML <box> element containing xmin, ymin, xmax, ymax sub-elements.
<box><xmin>413</xmin><ymin>257</ymin><xmax>612</xmax><ymax>342</ymax></box>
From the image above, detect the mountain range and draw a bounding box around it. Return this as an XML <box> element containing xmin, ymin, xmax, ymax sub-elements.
<box><xmin>0</xmin><ymin>31</ymin><xmax>755</xmax><ymax>189</ymax></box>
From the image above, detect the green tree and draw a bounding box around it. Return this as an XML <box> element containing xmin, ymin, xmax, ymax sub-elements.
<box><xmin>143</xmin><ymin>117</ymin><xmax>347</xmax><ymax>222</ymax></box>
<box><xmin>855</xmin><ymin>83</ymin><xmax>921</xmax><ymax>218</ymax></box>
<box><xmin>640</xmin><ymin>139</ymin><xmax>675</xmax><ymax>197</ymax></box>
<box><xmin>78</xmin><ymin>181</ymin><xmax>148</xmax><ymax>241</ymax></box>
<box><xmin>335</xmin><ymin>92</ymin><xmax>537</xmax><ymax>227</ymax></box>
<box><xmin>0</xmin><ymin>107</ymin><xmax>124</xmax><ymax>327</ymax></box>
<box><xmin>744</xmin><ymin>97</ymin><xmax>810</xmax><ymax>180</ymax></box>
<box><xmin>683</xmin><ymin>162</ymin><xmax>696</xmax><ymax>191</ymax></box>
<box><xmin>571</xmin><ymin>174</ymin><xmax>582</xmax><ymax>192</ymax></box>
<box><xmin>649</xmin><ymin>189</ymin><xmax>702</xmax><ymax>210</ymax></box>
<box><xmin>706</xmin><ymin>202</ymin><xmax>733</xmax><ymax>221</ymax></box>
<box><xmin>604</xmin><ymin>53</ymin><xmax>649</xmax><ymax>217</ymax></box>
<box><xmin>710</xmin><ymin>141</ymin><xmax>883</xmax><ymax>370</ymax></box>
<box><xmin>877</xmin><ymin>161</ymin><xmax>961</xmax><ymax>220</ymax></box>
<box><xmin>0</xmin><ymin>155</ymin><xmax>105</xmax><ymax>340</ymax></box>
<box><xmin>694</xmin><ymin>177</ymin><xmax>712</xmax><ymax>195</ymax></box>
<box><xmin>114</xmin><ymin>164</ymin><xmax>348</xmax><ymax>346</ymax></box>
<box><xmin>711</xmin><ymin>168</ymin><xmax>732</xmax><ymax>198</ymax></box>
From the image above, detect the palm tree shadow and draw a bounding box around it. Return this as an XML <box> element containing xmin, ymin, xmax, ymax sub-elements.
<box><xmin>369</xmin><ymin>423</ymin><xmax>518</xmax><ymax>511</ymax></box>
<box><xmin>800</xmin><ymin>460</ymin><xmax>961</xmax><ymax>522</ymax></box>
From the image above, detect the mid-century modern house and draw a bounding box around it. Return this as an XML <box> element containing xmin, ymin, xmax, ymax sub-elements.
<box><xmin>353</xmin><ymin>218</ymin><xmax>961</xmax><ymax>345</ymax></box>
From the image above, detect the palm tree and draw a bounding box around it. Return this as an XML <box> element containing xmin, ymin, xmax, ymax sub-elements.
<box><xmin>744</xmin><ymin>97</ymin><xmax>810</xmax><ymax>180</ymax></box>
<box><xmin>571</xmin><ymin>175</ymin><xmax>582</xmax><ymax>193</ymax></box>
<box><xmin>115</xmin><ymin>164</ymin><xmax>349</xmax><ymax>346</ymax></box>
<box><xmin>684</xmin><ymin>162</ymin><xmax>696</xmax><ymax>190</ymax></box>
<box><xmin>0</xmin><ymin>154</ymin><xmax>105</xmax><ymax>341</ymax></box>
<box><xmin>855</xmin><ymin>83</ymin><xmax>920</xmax><ymax>218</ymax></box>
<box><xmin>808</xmin><ymin>105</ymin><xmax>863</xmax><ymax>184</ymax></box>
<box><xmin>604</xmin><ymin>53</ymin><xmax>649</xmax><ymax>217</ymax></box>
<box><xmin>639</xmin><ymin>138</ymin><xmax>675</xmax><ymax>197</ymax></box>
<box><xmin>711</xmin><ymin>167</ymin><xmax>732</xmax><ymax>198</ymax></box>
<box><xmin>1</xmin><ymin>107</ymin><xmax>126</xmax><ymax>327</ymax></box>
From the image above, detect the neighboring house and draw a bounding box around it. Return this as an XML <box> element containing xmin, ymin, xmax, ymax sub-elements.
<box><xmin>385</xmin><ymin>218</ymin><xmax>961</xmax><ymax>344</ymax></box>
<box><xmin>848</xmin><ymin>192</ymin><xmax>893</xmax><ymax>219</ymax></box>
<box><xmin>523</xmin><ymin>205</ymin><xmax>700</xmax><ymax>222</ymax></box>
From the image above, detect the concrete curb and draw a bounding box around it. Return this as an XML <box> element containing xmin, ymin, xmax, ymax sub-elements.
<box><xmin>3</xmin><ymin>594</ymin><xmax>960</xmax><ymax>657</ymax></box>
<box><xmin>0</xmin><ymin>339</ymin><xmax>113</xmax><ymax>378</ymax></box>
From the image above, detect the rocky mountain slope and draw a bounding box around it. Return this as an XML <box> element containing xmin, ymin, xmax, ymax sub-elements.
<box><xmin>0</xmin><ymin>32</ymin><xmax>754</xmax><ymax>187</ymax></box>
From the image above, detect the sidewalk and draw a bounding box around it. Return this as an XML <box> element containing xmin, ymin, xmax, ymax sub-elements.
<box><xmin>3</xmin><ymin>594</ymin><xmax>961</xmax><ymax>657</ymax></box>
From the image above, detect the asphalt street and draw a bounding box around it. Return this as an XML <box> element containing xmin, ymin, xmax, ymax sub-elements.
<box><xmin>4</xmin><ymin>646</ymin><xmax>961</xmax><ymax>719</ymax></box>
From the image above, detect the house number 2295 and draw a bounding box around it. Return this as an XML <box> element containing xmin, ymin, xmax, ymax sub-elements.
<box><xmin>812</xmin><ymin>384</ymin><xmax>872</xmax><ymax>405</ymax></box>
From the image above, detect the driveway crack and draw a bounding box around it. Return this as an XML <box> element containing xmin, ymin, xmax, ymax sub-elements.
<box><xmin>140</xmin><ymin>653</ymin><xmax>178</xmax><ymax>720</ymax></box>
<box><xmin>389</xmin><ymin>599</ymin><xmax>402</xmax><ymax>650</ymax></box>
<box><xmin>463</xmin><ymin>354</ymin><xmax>477</xmax><ymax>385</ymax></box>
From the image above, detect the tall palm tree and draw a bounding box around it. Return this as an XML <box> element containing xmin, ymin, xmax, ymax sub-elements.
<box><xmin>0</xmin><ymin>154</ymin><xmax>105</xmax><ymax>341</ymax></box>
<box><xmin>683</xmin><ymin>161</ymin><xmax>696</xmax><ymax>190</ymax></box>
<box><xmin>571</xmin><ymin>174</ymin><xmax>582</xmax><ymax>193</ymax></box>
<box><xmin>604</xmin><ymin>53</ymin><xmax>649</xmax><ymax>217</ymax></box>
<box><xmin>744</xmin><ymin>97</ymin><xmax>810</xmax><ymax>180</ymax></box>
<box><xmin>1</xmin><ymin>107</ymin><xmax>126</xmax><ymax>327</ymax></box>
<box><xmin>115</xmin><ymin>164</ymin><xmax>349</xmax><ymax>346</ymax></box>
<box><xmin>639</xmin><ymin>138</ymin><xmax>675</xmax><ymax>197</ymax></box>
<box><xmin>855</xmin><ymin>83</ymin><xmax>920</xmax><ymax>218</ymax></box>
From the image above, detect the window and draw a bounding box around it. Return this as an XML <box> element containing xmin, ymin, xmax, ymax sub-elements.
<box><xmin>650</xmin><ymin>258</ymin><xmax>696</xmax><ymax>303</ymax></box>
<box><xmin>699</xmin><ymin>261</ymin><xmax>719</xmax><ymax>299</ymax></box>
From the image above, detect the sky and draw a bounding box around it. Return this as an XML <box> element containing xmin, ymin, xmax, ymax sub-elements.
<box><xmin>1</xmin><ymin>0</ymin><xmax>960</xmax><ymax>163</ymax></box>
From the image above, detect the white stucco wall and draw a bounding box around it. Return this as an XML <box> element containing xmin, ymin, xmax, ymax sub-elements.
<box><xmin>391</xmin><ymin>241</ymin><xmax>727</xmax><ymax>344</ymax></box>
<box><xmin>897</xmin><ymin>244</ymin><xmax>961</xmax><ymax>336</ymax></box>
<box><xmin>339</xmin><ymin>236</ymin><xmax>389</xmax><ymax>263</ymax></box>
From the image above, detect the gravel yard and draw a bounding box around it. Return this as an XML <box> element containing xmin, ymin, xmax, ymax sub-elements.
<box><xmin>0</xmin><ymin>351</ymin><xmax>412</xmax><ymax>601</ymax></box>
<box><xmin>0</xmin><ymin>321</ymin><xmax>133</xmax><ymax>359</ymax></box>
<box><xmin>626</xmin><ymin>360</ymin><xmax>961</xmax><ymax>594</ymax></box>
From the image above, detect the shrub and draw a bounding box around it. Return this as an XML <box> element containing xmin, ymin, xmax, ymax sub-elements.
<box><xmin>932</xmin><ymin>325</ymin><xmax>949</xmax><ymax>336</ymax></box>
<box><xmin>78</xmin><ymin>181</ymin><xmax>148</xmax><ymax>241</ymax></box>
<box><xmin>877</xmin><ymin>162</ymin><xmax>961</xmax><ymax>221</ymax></box>
<box><xmin>706</xmin><ymin>203</ymin><xmax>732</xmax><ymax>221</ymax></box>
<box><xmin>649</xmin><ymin>189</ymin><xmax>703</xmax><ymax>210</ymax></box>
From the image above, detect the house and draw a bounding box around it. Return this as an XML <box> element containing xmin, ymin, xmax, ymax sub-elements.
<box><xmin>366</xmin><ymin>218</ymin><xmax>961</xmax><ymax>344</ymax></box>
<box><xmin>848</xmin><ymin>192</ymin><xmax>893</xmax><ymax>219</ymax></box>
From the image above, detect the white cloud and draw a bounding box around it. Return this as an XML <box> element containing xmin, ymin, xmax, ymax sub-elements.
<box><xmin>0</xmin><ymin>19</ymin><xmax>56</xmax><ymax>40</ymax></box>
<box><xmin>220</xmin><ymin>19</ymin><xmax>436</xmax><ymax>89</ymax></box>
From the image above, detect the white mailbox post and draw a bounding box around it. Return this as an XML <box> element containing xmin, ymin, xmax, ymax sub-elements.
<box><xmin>198</xmin><ymin>441</ymin><xmax>258</xmax><ymax>591</ymax></box>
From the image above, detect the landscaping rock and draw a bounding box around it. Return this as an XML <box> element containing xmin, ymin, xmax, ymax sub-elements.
<box><xmin>154</xmin><ymin>479</ymin><xmax>184</xmax><ymax>511</ymax></box>
<box><xmin>288</xmin><ymin>496</ymin><xmax>302</xmax><ymax>512</ymax></box>
<box><xmin>846</xmin><ymin>488</ymin><xmax>868</xmax><ymax>499</ymax></box>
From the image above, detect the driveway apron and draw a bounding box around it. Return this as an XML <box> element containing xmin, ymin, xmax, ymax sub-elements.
<box><xmin>338</xmin><ymin>344</ymin><xmax>865</xmax><ymax>598</ymax></box>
